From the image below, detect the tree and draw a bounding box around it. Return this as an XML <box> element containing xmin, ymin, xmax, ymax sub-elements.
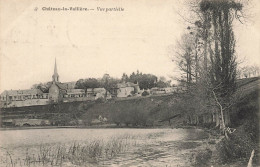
<box><xmin>174</xmin><ymin>32</ymin><xmax>201</xmax><ymax>85</ymax></box>
<box><xmin>121</xmin><ymin>73</ymin><xmax>129</xmax><ymax>82</ymax></box>
<box><xmin>156</xmin><ymin>76</ymin><xmax>171</xmax><ymax>88</ymax></box>
<box><xmin>75</xmin><ymin>78</ymin><xmax>100</xmax><ymax>90</ymax></box>
<box><xmin>238</xmin><ymin>65</ymin><xmax>260</xmax><ymax>78</ymax></box>
<box><xmin>31</xmin><ymin>82</ymin><xmax>52</xmax><ymax>93</ymax></box>
<box><xmin>174</xmin><ymin>0</ymin><xmax>245</xmax><ymax>134</ymax></box>
<box><xmin>128</xmin><ymin>71</ymin><xmax>157</xmax><ymax>89</ymax></box>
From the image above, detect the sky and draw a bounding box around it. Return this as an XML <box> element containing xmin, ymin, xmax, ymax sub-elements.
<box><xmin>0</xmin><ymin>0</ymin><xmax>260</xmax><ymax>91</ymax></box>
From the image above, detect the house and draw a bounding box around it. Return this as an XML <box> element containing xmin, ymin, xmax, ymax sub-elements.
<box><xmin>64</xmin><ymin>89</ymin><xmax>85</xmax><ymax>98</ymax></box>
<box><xmin>0</xmin><ymin>89</ymin><xmax>44</xmax><ymax>102</ymax></box>
<box><xmin>110</xmin><ymin>82</ymin><xmax>140</xmax><ymax>98</ymax></box>
<box><xmin>86</xmin><ymin>88</ymin><xmax>111</xmax><ymax>99</ymax></box>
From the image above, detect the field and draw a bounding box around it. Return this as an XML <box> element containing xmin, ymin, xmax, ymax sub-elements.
<box><xmin>0</xmin><ymin>128</ymin><xmax>210</xmax><ymax>167</ymax></box>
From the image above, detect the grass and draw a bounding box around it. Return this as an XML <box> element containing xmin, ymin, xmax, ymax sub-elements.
<box><xmin>1</xmin><ymin>134</ymin><xmax>137</xmax><ymax>167</ymax></box>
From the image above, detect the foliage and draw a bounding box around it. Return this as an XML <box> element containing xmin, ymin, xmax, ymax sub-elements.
<box><xmin>75</xmin><ymin>78</ymin><xmax>101</xmax><ymax>89</ymax></box>
<box><xmin>141</xmin><ymin>91</ymin><xmax>149</xmax><ymax>96</ymax></box>
<box><xmin>192</xmin><ymin>148</ymin><xmax>212</xmax><ymax>167</ymax></box>
<box><xmin>31</xmin><ymin>82</ymin><xmax>52</xmax><ymax>93</ymax></box>
<box><xmin>4</xmin><ymin>135</ymin><xmax>135</xmax><ymax>167</ymax></box>
<box><xmin>156</xmin><ymin>76</ymin><xmax>171</xmax><ymax>88</ymax></box>
<box><xmin>121</xmin><ymin>70</ymin><xmax>158</xmax><ymax>90</ymax></box>
<box><xmin>95</xmin><ymin>97</ymin><xmax>105</xmax><ymax>103</ymax></box>
<box><xmin>216</xmin><ymin>122</ymin><xmax>258</xmax><ymax>164</ymax></box>
<box><xmin>110</xmin><ymin>101</ymin><xmax>150</xmax><ymax>126</ymax></box>
<box><xmin>173</xmin><ymin>0</ymin><xmax>246</xmax><ymax>130</ymax></box>
<box><xmin>237</xmin><ymin>65</ymin><xmax>260</xmax><ymax>79</ymax></box>
<box><xmin>75</xmin><ymin>74</ymin><xmax>121</xmax><ymax>92</ymax></box>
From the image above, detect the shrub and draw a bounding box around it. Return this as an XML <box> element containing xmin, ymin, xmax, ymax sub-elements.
<box><xmin>142</xmin><ymin>91</ymin><xmax>149</xmax><ymax>96</ymax></box>
<box><xmin>216</xmin><ymin>126</ymin><xmax>257</xmax><ymax>164</ymax></box>
<box><xmin>192</xmin><ymin>148</ymin><xmax>212</xmax><ymax>167</ymax></box>
<box><xmin>95</xmin><ymin>97</ymin><xmax>105</xmax><ymax>103</ymax></box>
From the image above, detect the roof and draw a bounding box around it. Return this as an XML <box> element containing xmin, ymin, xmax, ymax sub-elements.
<box><xmin>56</xmin><ymin>83</ymin><xmax>68</xmax><ymax>90</ymax></box>
<box><xmin>94</xmin><ymin>88</ymin><xmax>106</xmax><ymax>93</ymax></box>
<box><xmin>86</xmin><ymin>88</ymin><xmax>106</xmax><ymax>93</ymax></box>
<box><xmin>1</xmin><ymin>89</ymin><xmax>43</xmax><ymax>96</ymax></box>
<box><xmin>67</xmin><ymin>89</ymin><xmax>85</xmax><ymax>93</ymax></box>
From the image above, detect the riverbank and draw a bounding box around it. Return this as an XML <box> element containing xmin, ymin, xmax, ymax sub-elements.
<box><xmin>0</xmin><ymin>123</ymin><xmax>200</xmax><ymax>131</ymax></box>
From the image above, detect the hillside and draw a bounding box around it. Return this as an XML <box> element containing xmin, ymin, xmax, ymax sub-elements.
<box><xmin>1</xmin><ymin>77</ymin><xmax>259</xmax><ymax>128</ymax></box>
<box><xmin>0</xmin><ymin>93</ymin><xmax>180</xmax><ymax>126</ymax></box>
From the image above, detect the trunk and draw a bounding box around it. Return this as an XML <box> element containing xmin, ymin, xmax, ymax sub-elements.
<box><xmin>220</xmin><ymin>105</ymin><xmax>226</xmax><ymax>131</ymax></box>
<box><xmin>210</xmin><ymin>113</ymin><xmax>213</xmax><ymax>123</ymax></box>
<box><xmin>188</xmin><ymin>115</ymin><xmax>192</xmax><ymax>124</ymax></box>
<box><xmin>203</xmin><ymin>13</ymin><xmax>208</xmax><ymax>71</ymax></box>
<box><xmin>187</xmin><ymin>63</ymin><xmax>189</xmax><ymax>83</ymax></box>
<box><xmin>195</xmin><ymin>37</ymin><xmax>198</xmax><ymax>83</ymax></box>
<box><xmin>215</xmin><ymin>113</ymin><xmax>220</xmax><ymax>127</ymax></box>
<box><xmin>247</xmin><ymin>150</ymin><xmax>255</xmax><ymax>167</ymax></box>
<box><xmin>212</xmin><ymin>90</ymin><xmax>226</xmax><ymax>131</ymax></box>
<box><xmin>202</xmin><ymin>114</ymin><xmax>206</xmax><ymax>124</ymax></box>
<box><xmin>224</xmin><ymin>110</ymin><xmax>231</xmax><ymax>126</ymax></box>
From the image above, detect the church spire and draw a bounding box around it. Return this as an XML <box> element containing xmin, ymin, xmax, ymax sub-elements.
<box><xmin>52</xmin><ymin>58</ymin><xmax>59</xmax><ymax>82</ymax></box>
<box><xmin>54</xmin><ymin>58</ymin><xmax>58</xmax><ymax>74</ymax></box>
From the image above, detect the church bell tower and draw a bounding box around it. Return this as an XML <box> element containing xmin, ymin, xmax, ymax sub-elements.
<box><xmin>52</xmin><ymin>58</ymin><xmax>59</xmax><ymax>83</ymax></box>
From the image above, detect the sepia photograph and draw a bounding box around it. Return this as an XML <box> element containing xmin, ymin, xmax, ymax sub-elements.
<box><xmin>0</xmin><ymin>0</ymin><xmax>259</xmax><ymax>166</ymax></box>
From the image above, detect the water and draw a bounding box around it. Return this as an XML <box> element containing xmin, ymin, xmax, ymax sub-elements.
<box><xmin>0</xmin><ymin>128</ymin><xmax>209</xmax><ymax>167</ymax></box>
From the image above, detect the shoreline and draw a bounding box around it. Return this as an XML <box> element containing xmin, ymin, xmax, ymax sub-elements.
<box><xmin>0</xmin><ymin>124</ymin><xmax>198</xmax><ymax>131</ymax></box>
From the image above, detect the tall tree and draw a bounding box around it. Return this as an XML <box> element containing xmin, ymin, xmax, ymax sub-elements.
<box><xmin>174</xmin><ymin>0</ymin><xmax>244</xmax><ymax>133</ymax></box>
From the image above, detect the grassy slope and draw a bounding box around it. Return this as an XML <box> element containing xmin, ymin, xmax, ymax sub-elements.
<box><xmin>1</xmin><ymin>94</ymin><xmax>179</xmax><ymax>126</ymax></box>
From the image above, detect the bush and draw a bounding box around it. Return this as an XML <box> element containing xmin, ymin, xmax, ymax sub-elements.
<box><xmin>191</xmin><ymin>148</ymin><xmax>212</xmax><ymax>167</ymax></box>
<box><xmin>95</xmin><ymin>97</ymin><xmax>105</xmax><ymax>103</ymax></box>
<box><xmin>142</xmin><ymin>91</ymin><xmax>149</xmax><ymax>96</ymax></box>
<box><xmin>216</xmin><ymin>126</ymin><xmax>257</xmax><ymax>164</ymax></box>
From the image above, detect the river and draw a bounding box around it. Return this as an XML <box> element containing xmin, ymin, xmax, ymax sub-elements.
<box><xmin>0</xmin><ymin>128</ymin><xmax>209</xmax><ymax>167</ymax></box>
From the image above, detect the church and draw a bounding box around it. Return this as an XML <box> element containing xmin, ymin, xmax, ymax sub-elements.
<box><xmin>47</xmin><ymin>59</ymin><xmax>86</xmax><ymax>103</ymax></box>
<box><xmin>0</xmin><ymin>59</ymin><xmax>86</xmax><ymax>107</ymax></box>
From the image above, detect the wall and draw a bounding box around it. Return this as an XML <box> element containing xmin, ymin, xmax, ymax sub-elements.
<box><xmin>117</xmin><ymin>87</ymin><xmax>134</xmax><ymax>97</ymax></box>
<box><xmin>63</xmin><ymin>96</ymin><xmax>95</xmax><ymax>102</ymax></box>
<box><xmin>1</xmin><ymin>99</ymin><xmax>49</xmax><ymax>108</ymax></box>
<box><xmin>13</xmin><ymin>119</ymin><xmax>50</xmax><ymax>126</ymax></box>
<box><xmin>49</xmin><ymin>84</ymin><xmax>60</xmax><ymax>102</ymax></box>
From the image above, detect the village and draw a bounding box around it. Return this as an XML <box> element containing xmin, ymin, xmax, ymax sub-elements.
<box><xmin>0</xmin><ymin>59</ymin><xmax>178</xmax><ymax>109</ymax></box>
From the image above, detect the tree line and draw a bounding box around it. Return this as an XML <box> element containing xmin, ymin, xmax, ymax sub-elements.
<box><xmin>74</xmin><ymin>71</ymin><xmax>171</xmax><ymax>90</ymax></box>
<box><xmin>31</xmin><ymin>71</ymin><xmax>172</xmax><ymax>92</ymax></box>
